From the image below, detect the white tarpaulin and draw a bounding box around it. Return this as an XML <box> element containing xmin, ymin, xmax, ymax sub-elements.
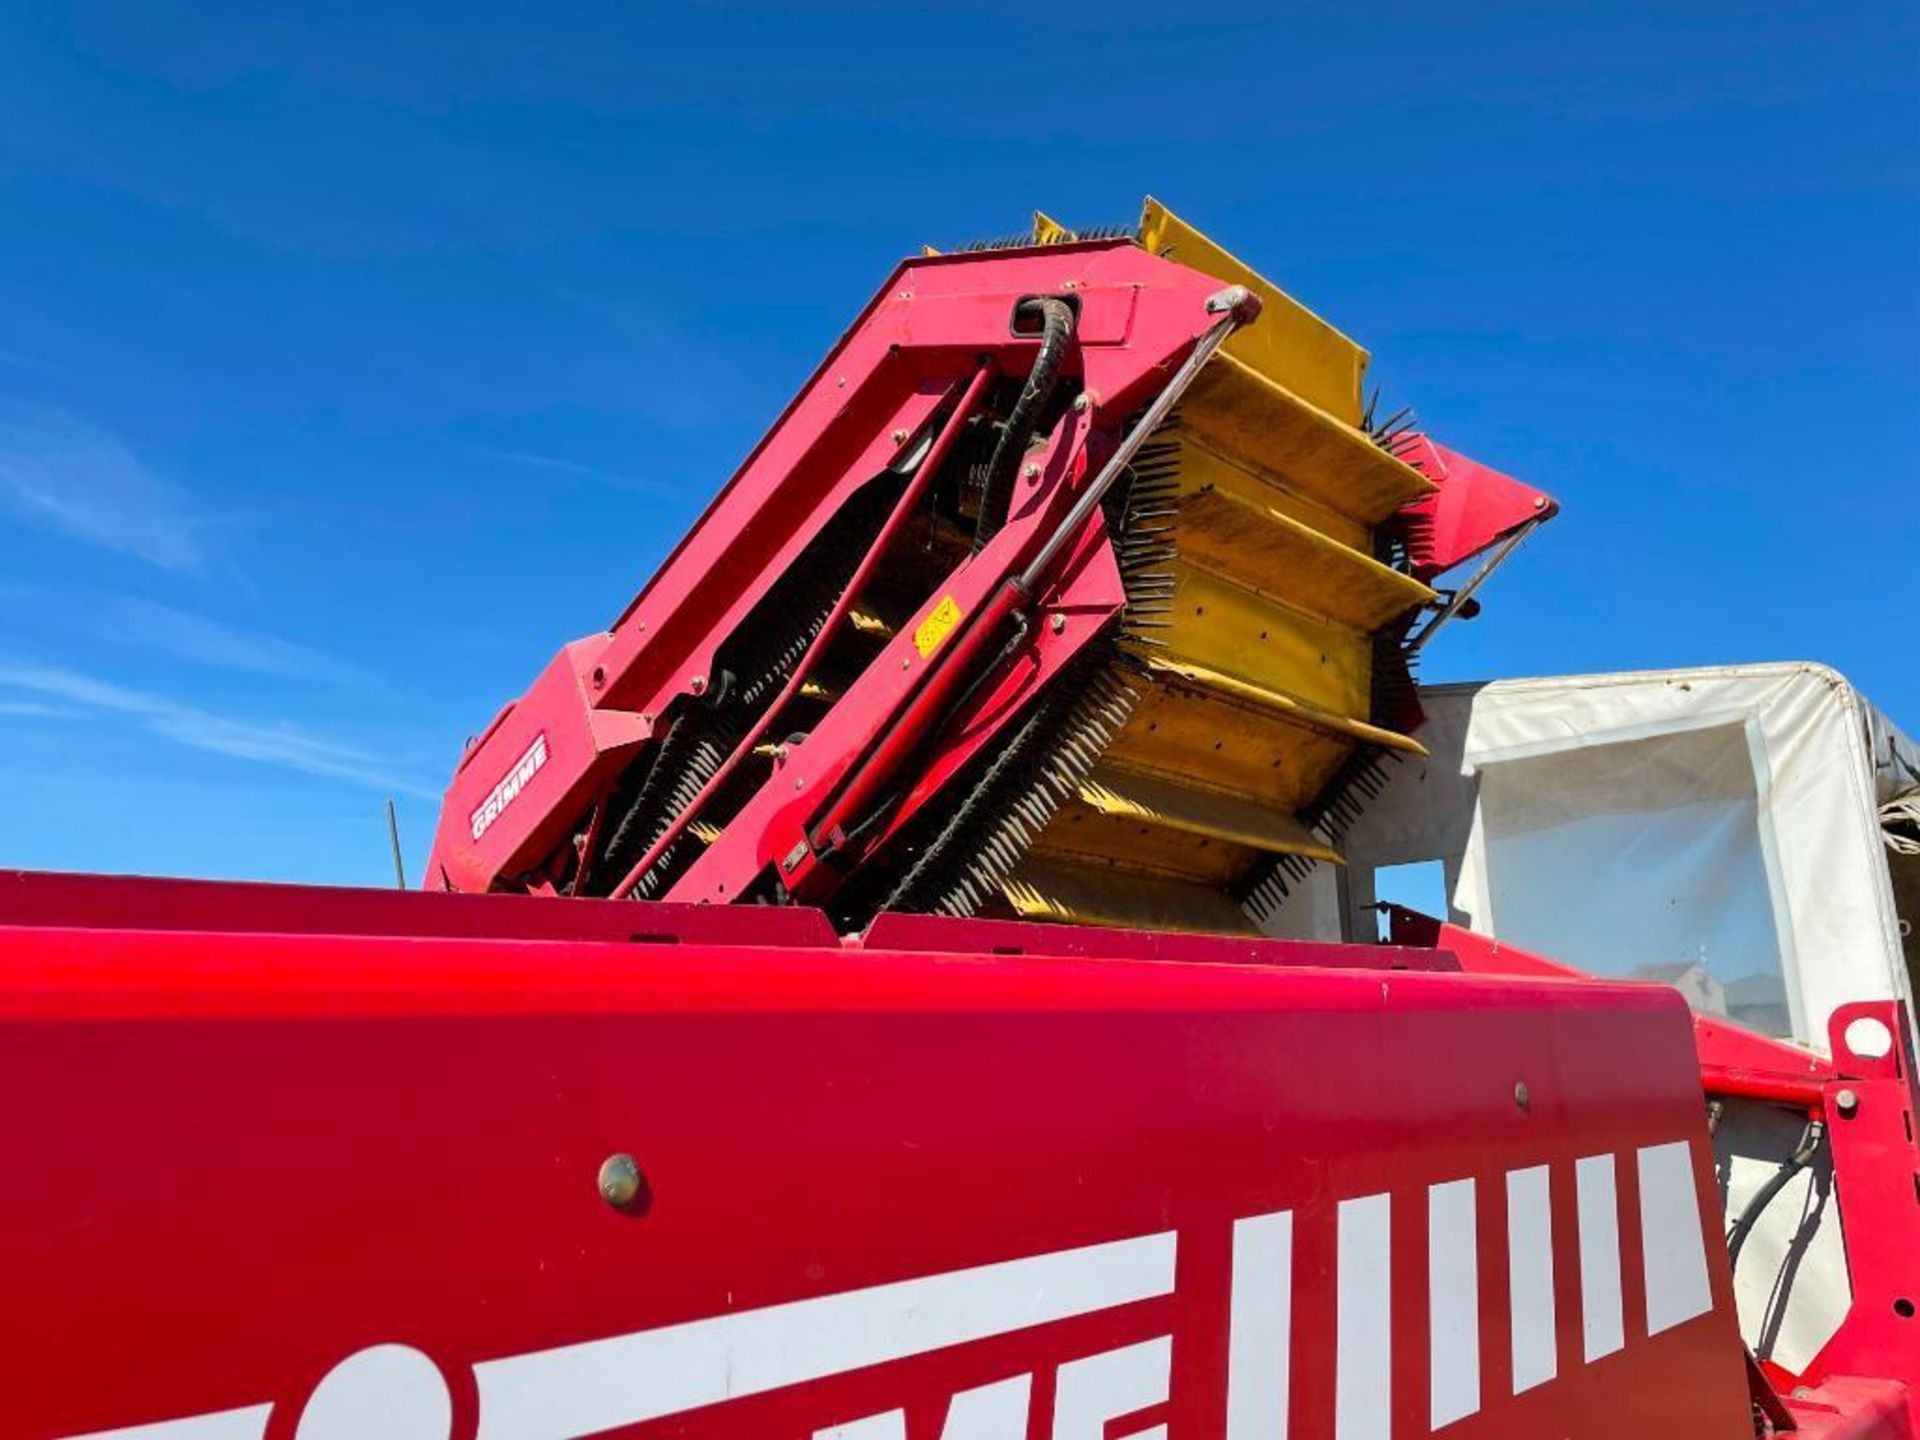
<box><xmin>1305</xmin><ymin>662</ymin><xmax>1916</xmax><ymax>1051</ymax></box>
<box><xmin>1448</xmin><ymin>663</ymin><xmax>1914</xmax><ymax>1050</ymax></box>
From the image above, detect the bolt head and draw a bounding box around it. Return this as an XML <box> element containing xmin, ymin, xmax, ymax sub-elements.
<box><xmin>891</xmin><ymin>428</ymin><xmax>909</xmax><ymax>444</ymax></box>
<box><xmin>1049</xmin><ymin>614</ymin><xmax>1066</xmax><ymax>635</ymax></box>
<box><xmin>689</xmin><ymin>675</ymin><xmax>707</xmax><ymax>695</ymax></box>
<box><xmin>1513</xmin><ymin>1080</ymin><xmax>1531</xmax><ymax>1111</ymax></box>
<box><xmin>1072</xmin><ymin>393</ymin><xmax>1090</xmax><ymax>413</ymax></box>
<box><xmin>598</xmin><ymin>1153</ymin><xmax>645</xmax><ymax>1210</ymax></box>
<box><xmin>1836</xmin><ymin>1088</ymin><xmax>1860</xmax><ymax>1117</ymax></box>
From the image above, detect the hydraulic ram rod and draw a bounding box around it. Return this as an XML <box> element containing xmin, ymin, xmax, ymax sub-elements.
<box><xmin>1017</xmin><ymin>285</ymin><xmax>1255</xmax><ymax>591</ymax></box>
<box><xmin>796</xmin><ymin>288</ymin><xmax>1258</xmax><ymax>880</ymax></box>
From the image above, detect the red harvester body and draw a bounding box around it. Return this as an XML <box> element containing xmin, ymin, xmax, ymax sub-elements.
<box><xmin>3</xmin><ymin>206</ymin><xmax>1915</xmax><ymax>1439</ymax></box>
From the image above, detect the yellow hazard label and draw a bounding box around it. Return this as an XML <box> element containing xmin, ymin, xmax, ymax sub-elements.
<box><xmin>913</xmin><ymin>595</ymin><xmax>964</xmax><ymax>658</ymax></box>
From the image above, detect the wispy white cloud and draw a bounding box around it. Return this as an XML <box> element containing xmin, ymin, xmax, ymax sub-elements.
<box><xmin>0</xmin><ymin>698</ymin><xmax>77</xmax><ymax>719</ymax></box>
<box><xmin>0</xmin><ymin>401</ymin><xmax>206</xmax><ymax>569</ymax></box>
<box><xmin>99</xmin><ymin>596</ymin><xmax>365</xmax><ymax>683</ymax></box>
<box><xmin>0</xmin><ymin>663</ymin><xmax>435</xmax><ymax>797</ymax></box>
<box><xmin>478</xmin><ymin>445</ymin><xmax>672</xmax><ymax>494</ymax></box>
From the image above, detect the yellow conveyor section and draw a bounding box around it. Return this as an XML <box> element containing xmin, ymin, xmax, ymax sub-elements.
<box><xmin>1001</xmin><ymin>200</ymin><xmax>1436</xmax><ymax>933</ymax></box>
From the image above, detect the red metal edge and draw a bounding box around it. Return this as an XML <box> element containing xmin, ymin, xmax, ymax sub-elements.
<box><xmin>0</xmin><ymin>868</ymin><xmax>840</xmax><ymax>949</ymax></box>
<box><xmin>863</xmin><ymin>909</ymin><xmax>1457</xmax><ymax>971</ymax></box>
<box><xmin>1394</xmin><ymin>437</ymin><xmax>1558</xmax><ymax>581</ymax></box>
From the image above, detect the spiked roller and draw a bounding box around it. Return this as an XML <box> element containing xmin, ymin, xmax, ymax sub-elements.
<box><xmin>978</xmin><ymin>200</ymin><xmax>1435</xmax><ymax>933</ymax></box>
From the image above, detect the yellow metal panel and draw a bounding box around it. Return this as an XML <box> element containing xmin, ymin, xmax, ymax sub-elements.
<box><xmin>1177</xmin><ymin>486</ymin><xmax>1434</xmax><ymax>632</ymax></box>
<box><xmin>1033</xmin><ymin>210</ymin><xmax>1072</xmax><ymax>245</ymax></box>
<box><xmin>1140</xmin><ymin>655</ymin><xmax>1427</xmax><ymax>756</ymax></box>
<box><xmin>1103</xmin><ymin>680</ymin><xmax>1361</xmax><ymax>814</ymax></box>
<box><xmin>1079</xmin><ymin>764</ymin><xmax>1344</xmax><ymax>861</ymax></box>
<box><xmin>1034</xmin><ymin>801</ymin><xmax>1251</xmax><ymax>887</ymax></box>
<box><xmin>1166</xmin><ymin>435</ymin><xmax>1371</xmax><ymax>552</ymax></box>
<box><xmin>1139</xmin><ymin>197</ymin><xmax>1368</xmax><ymax>425</ymax></box>
<box><xmin>1183</xmin><ymin>356</ymin><xmax>1434</xmax><ymax>526</ymax></box>
<box><xmin>1002</xmin><ymin>857</ymin><xmax>1259</xmax><ymax>935</ymax></box>
<box><xmin>979</xmin><ymin>200</ymin><xmax>1441</xmax><ymax>941</ymax></box>
<box><xmin>1152</xmin><ymin>560</ymin><xmax>1372</xmax><ymax>722</ymax></box>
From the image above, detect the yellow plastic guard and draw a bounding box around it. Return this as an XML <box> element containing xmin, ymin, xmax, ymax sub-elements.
<box><xmin>1004</xmin><ymin>857</ymin><xmax>1260</xmax><ymax>936</ymax></box>
<box><xmin>1078</xmin><ymin>765</ymin><xmax>1344</xmax><ymax>862</ymax></box>
<box><xmin>983</xmin><ymin>200</ymin><xmax>1437</xmax><ymax>937</ymax></box>
<box><xmin>1139</xmin><ymin>197</ymin><xmax>1369</xmax><ymax>425</ymax></box>
<box><xmin>1032</xmin><ymin>210</ymin><xmax>1073</xmax><ymax>246</ymax></box>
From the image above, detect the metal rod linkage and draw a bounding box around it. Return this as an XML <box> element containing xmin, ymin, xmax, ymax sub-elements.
<box><xmin>1405</xmin><ymin>517</ymin><xmax>1545</xmax><ymax>654</ymax></box>
<box><xmin>609</xmin><ymin>361</ymin><xmax>999</xmax><ymax>901</ymax></box>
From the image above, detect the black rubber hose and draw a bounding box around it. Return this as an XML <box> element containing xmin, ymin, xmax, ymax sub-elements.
<box><xmin>972</xmin><ymin>297</ymin><xmax>1076</xmax><ymax>553</ymax></box>
<box><xmin>1726</xmin><ymin>1118</ymin><xmax>1825</xmax><ymax>1273</ymax></box>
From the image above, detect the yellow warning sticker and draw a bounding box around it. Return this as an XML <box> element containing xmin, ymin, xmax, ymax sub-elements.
<box><xmin>913</xmin><ymin>595</ymin><xmax>964</xmax><ymax>658</ymax></box>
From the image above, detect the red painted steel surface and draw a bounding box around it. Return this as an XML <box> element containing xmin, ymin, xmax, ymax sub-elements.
<box><xmin>425</xmin><ymin>241</ymin><xmax>1226</xmax><ymax>899</ymax></box>
<box><xmin>0</xmin><ymin>868</ymin><xmax>840</xmax><ymax>948</ymax></box>
<box><xmin>1789</xmin><ymin>1000</ymin><xmax>1920</xmax><ymax>1433</ymax></box>
<box><xmin>0</xmin><ymin>886</ymin><xmax>1752</xmax><ymax>1439</ymax></box>
<box><xmin>1391</xmin><ymin>439</ymin><xmax>1558</xmax><ymax>581</ymax></box>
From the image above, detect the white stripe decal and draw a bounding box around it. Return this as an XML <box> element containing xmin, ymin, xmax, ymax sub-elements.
<box><xmin>1506</xmin><ymin>1165</ymin><xmax>1556</xmax><ymax>1393</ymax></box>
<box><xmin>1427</xmin><ymin>1179</ymin><xmax>1479</xmax><ymax>1428</ymax></box>
<box><xmin>472</xmin><ymin>1230</ymin><xmax>1177</xmax><ymax>1440</ymax></box>
<box><xmin>1334</xmin><ymin>1193</ymin><xmax>1391</xmax><ymax>1440</ymax></box>
<box><xmin>1053</xmin><ymin>1336</ymin><xmax>1171</xmax><ymax>1440</ymax></box>
<box><xmin>1227</xmin><ymin>1210</ymin><xmax>1292</xmax><ymax>1440</ymax></box>
<box><xmin>943</xmin><ymin>1375</ymin><xmax>1035</xmax><ymax>1440</ymax></box>
<box><xmin>1575</xmin><ymin>1155</ymin><xmax>1624</xmax><ymax>1360</ymax></box>
<box><xmin>1638</xmin><ymin>1141</ymin><xmax>1713</xmax><ymax>1334</ymax></box>
<box><xmin>816</xmin><ymin>1373</ymin><xmax>1032</xmax><ymax>1440</ymax></box>
<box><xmin>65</xmin><ymin>1407</ymin><xmax>274</xmax><ymax>1440</ymax></box>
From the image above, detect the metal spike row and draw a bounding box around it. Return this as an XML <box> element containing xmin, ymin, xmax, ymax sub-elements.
<box><xmin>1362</xmin><ymin>393</ymin><xmax>1428</xmax><ymax>474</ymax></box>
<box><xmin>1033</xmin><ymin>221</ymin><xmax>1137</xmax><ymax>246</ymax></box>
<box><xmin>1240</xmin><ymin>743</ymin><xmax>1409</xmax><ymax>927</ymax></box>
<box><xmin>598</xmin><ymin>709</ymin><xmax>738</xmax><ymax>900</ymax></box>
<box><xmin>956</xmin><ymin>232</ymin><xmax>1044</xmax><ymax>253</ymax></box>
<box><xmin>874</xmin><ymin>650</ymin><xmax>1138</xmax><ymax>921</ymax></box>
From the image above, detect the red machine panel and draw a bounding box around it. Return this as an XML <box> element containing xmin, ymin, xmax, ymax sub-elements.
<box><xmin>1</xmin><ymin>898</ymin><xmax>1751</xmax><ymax>1439</ymax></box>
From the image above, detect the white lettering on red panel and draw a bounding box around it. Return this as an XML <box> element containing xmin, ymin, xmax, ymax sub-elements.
<box><xmin>63</xmin><ymin>1143</ymin><xmax>1716</xmax><ymax>1440</ymax></box>
<box><xmin>469</xmin><ymin>733</ymin><xmax>549</xmax><ymax>843</ymax></box>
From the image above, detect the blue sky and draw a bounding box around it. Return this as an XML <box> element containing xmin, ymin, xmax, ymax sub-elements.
<box><xmin>0</xmin><ymin>2</ymin><xmax>1914</xmax><ymax>887</ymax></box>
